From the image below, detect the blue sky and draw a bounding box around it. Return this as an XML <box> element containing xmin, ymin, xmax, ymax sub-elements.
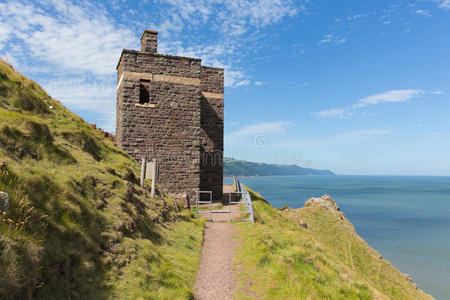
<box><xmin>0</xmin><ymin>0</ymin><xmax>449</xmax><ymax>175</ymax></box>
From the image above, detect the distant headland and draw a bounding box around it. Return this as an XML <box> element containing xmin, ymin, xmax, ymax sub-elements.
<box><xmin>223</xmin><ymin>157</ymin><xmax>335</xmax><ymax>176</ymax></box>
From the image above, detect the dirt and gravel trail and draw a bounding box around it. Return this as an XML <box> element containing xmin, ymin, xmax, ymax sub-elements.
<box><xmin>194</xmin><ymin>185</ymin><xmax>239</xmax><ymax>300</ymax></box>
<box><xmin>194</xmin><ymin>222</ymin><xmax>237</xmax><ymax>300</ymax></box>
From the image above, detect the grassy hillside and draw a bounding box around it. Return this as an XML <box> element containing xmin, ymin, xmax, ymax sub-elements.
<box><xmin>224</xmin><ymin>157</ymin><xmax>334</xmax><ymax>176</ymax></box>
<box><xmin>0</xmin><ymin>59</ymin><xmax>203</xmax><ymax>299</ymax></box>
<box><xmin>233</xmin><ymin>189</ymin><xmax>433</xmax><ymax>300</ymax></box>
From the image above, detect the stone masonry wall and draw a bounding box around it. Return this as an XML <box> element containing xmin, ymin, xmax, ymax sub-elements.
<box><xmin>116</xmin><ymin>34</ymin><xmax>224</xmax><ymax>202</ymax></box>
<box><xmin>200</xmin><ymin>66</ymin><xmax>224</xmax><ymax>199</ymax></box>
<box><xmin>117</xmin><ymin>51</ymin><xmax>202</xmax><ymax>200</ymax></box>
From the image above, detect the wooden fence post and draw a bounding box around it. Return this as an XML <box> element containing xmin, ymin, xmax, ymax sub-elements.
<box><xmin>140</xmin><ymin>157</ymin><xmax>146</xmax><ymax>188</ymax></box>
<box><xmin>151</xmin><ymin>158</ymin><xmax>157</xmax><ymax>198</ymax></box>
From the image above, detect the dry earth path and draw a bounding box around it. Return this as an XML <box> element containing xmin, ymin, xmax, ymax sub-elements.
<box><xmin>194</xmin><ymin>185</ymin><xmax>239</xmax><ymax>300</ymax></box>
<box><xmin>194</xmin><ymin>222</ymin><xmax>236</xmax><ymax>300</ymax></box>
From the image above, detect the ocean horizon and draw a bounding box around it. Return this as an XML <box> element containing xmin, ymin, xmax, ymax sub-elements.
<box><xmin>224</xmin><ymin>175</ymin><xmax>450</xmax><ymax>299</ymax></box>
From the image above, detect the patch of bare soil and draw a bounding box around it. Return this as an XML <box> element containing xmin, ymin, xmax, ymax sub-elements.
<box><xmin>194</xmin><ymin>222</ymin><xmax>237</xmax><ymax>300</ymax></box>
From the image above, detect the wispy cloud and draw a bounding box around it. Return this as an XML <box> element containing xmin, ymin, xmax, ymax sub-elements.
<box><xmin>154</xmin><ymin>0</ymin><xmax>300</xmax><ymax>36</ymax></box>
<box><xmin>0</xmin><ymin>0</ymin><xmax>303</xmax><ymax>131</ymax></box>
<box><xmin>439</xmin><ymin>0</ymin><xmax>450</xmax><ymax>9</ymax></box>
<box><xmin>315</xmin><ymin>108</ymin><xmax>350</xmax><ymax>118</ymax></box>
<box><xmin>151</xmin><ymin>0</ymin><xmax>305</xmax><ymax>87</ymax></box>
<box><xmin>318</xmin><ymin>34</ymin><xmax>347</xmax><ymax>45</ymax></box>
<box><xmin>254</xmin><ymin>81</ymin><xmax>268</xmax><ymax>86</ymax></box>
<box><xmin>0</xmin><ymin>1</ymin><xmax>135</xmax><ymax>75</ymax></box>
<box><xmin>159</xmin><ymin>41</ymin><xmax>249</xmax><ymax>87</ymax></box>
<box><xmin>319</xmin><ymin>34</ymin><xmax>333</xmax><ymax>44</ymax></box>
<box><xmin>42</xmin><ymin>77</ymin><xmax>114</xmax><ymax>109</ymax></box>
<box><xmin>353</xmin><ymin>89</ymin><xmax>424</xmax><ymax>108</ymax></box>
<box><xmin>315</xmin><ymin>89</ymin><xmax>425</xmax><ymax>118</ymax></box>
<box><xmin>415</xmin><ymin>9</ymin><xmax>431</xmax><ymax>18</ymax></box>
<box><xmin>225</xmin><ymin>121</ymin><xmax>292</xmax><ymax>146</ymax></box>
<box><xmin>0</xmin><ymin>0</ymin><xmax>136</xmax><ymax>131</ymax></box>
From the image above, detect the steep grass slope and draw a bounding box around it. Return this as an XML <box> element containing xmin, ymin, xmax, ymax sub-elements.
<box><xmin>0</xmin><ymin>59</ymin><xmax>203</xmax><ymax>299</ymax></box>
<box><xmin>233</xmin><ymin>189</ymin><xmax>434</xmax><ymax>300</ymax></box>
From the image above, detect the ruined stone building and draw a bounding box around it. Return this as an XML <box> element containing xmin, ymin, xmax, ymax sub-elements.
<box><xmin>116</xmin><ymin>30</ymin><xmax>224</xmax><ymax>201</ymax></box>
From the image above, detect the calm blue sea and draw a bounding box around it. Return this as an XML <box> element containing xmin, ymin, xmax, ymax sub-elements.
<box><xmin>224</xmin><ymin>175</ymin><xmax>450</xmax><ymax>299</ymax></box>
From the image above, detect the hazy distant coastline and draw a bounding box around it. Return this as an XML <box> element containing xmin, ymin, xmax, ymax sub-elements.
<box><xmin>224</xmin><ymin>157</ymin><xmax>335</xmax><ymax>177</ymax></box>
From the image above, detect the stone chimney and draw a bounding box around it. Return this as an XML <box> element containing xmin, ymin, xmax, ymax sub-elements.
<box><xmin>140</xmin><ymin>30</ymin><xmax>158</xmax><ymax>53</ymax></box>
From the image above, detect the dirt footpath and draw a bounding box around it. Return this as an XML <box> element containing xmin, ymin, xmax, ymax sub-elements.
<box><xmin>194</xmin><ymin>222</ymin><xmax>237</xmax><ymax>300</ymax></box>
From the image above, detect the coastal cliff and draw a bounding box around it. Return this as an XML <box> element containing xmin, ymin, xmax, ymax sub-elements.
<box><xmin>233</xmin><ymin>189</ymin><xmax>433</xmax><ymax>299</ymax></box>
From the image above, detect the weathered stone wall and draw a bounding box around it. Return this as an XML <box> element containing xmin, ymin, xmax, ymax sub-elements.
<box><xmin>116</xmin><ymin>32</ymin><xmax>224</xmax><ymax>202</ymax></box>
<box><xmin>200</xmin><ymin>66</ymin><xmax>224</xmax><ymax>199</ymax></box>
<box><xmin>140</xmin><ymin>30</ymin><xmax>158</xmax><ymax>53</ymax></box>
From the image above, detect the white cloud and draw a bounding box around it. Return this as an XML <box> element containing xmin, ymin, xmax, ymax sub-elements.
<box><xmin>319</xmin><ymin>34</ymin><xmax>333</xmax><ymax>44</ymax></box>
<box><xmin>155</xmin><ymin>0</ymin><xmax>299</xmax><ymax>36</ymax></box>
<box><xmin>319</xmin><ymin>34</ymin><xmax>347</xmax><ymax>45</ymax></box>
<box><xmin>439</xmin><ymin>0</ymin><xmax>450</xmax><ymax>9</ymax></box>
<box><xmin>0</xmin><ymin>1</ymin><xmax>136</xmax><ymax>75</ymax></box>
<box><xmin>353</xmin><ymin>89</ymin><xmax>424</xmax><ymax>108</ymax></box>
<box><xmin>235</xmin><ymin>79</ymin><xmax>250</xmax><ymax>87</ymax></box>
<box><xmin>0</xmin><ymin>0</ymin><xmax>304</xmax><ymax>131</ymax></box>
<box><xmin>346</xmin><ymin>14</ymin><xmax>362</xmax><ymax>21</ymax></box>
<box><xmin>153</xmin><ymin>0</ymin><xmax>304</xmax><ymax>86</ymax></box>
<box><xmin>0</xmin><ymin>22</ymin><xmax>12</xmax><ymax>51</ymax></box>
<box><xmin>0</xmin><ymin>0</ymin><xmax>137</xmax><ymax>131</ymax></box>
<box><xmin>415</xmin><ymin>9</ymin><xmax>431</xmax><ymax>17</ymax></box>
<box><xmin>159</xmin><ymin>34</ymin><xmax>255</xmax><ymax>88</ymax></box>
<box><xmin>315</xmin><ymin>108</ymin><xmax>350</xmax><ymax>118</ymax></box>
<box><xmin>254</xmin><ymin>81</ymin><xmax>268</xmax><ymax>86</ymax></box>
<box><xmin>432</xmin><ymin>90</ymin><xmax>443</xmax><ymax>95</ymax></box>
<box><xmin>42</xmin><ymin>77</ymin><xmax>116</xmax><ymax>131</ymax></box>
<box><xmin>223</xmin><ymin>69</ymin><xmax>250</xmax><ymax>87</ymax></box>
<box><xmin>225</xmin><ymin>121</ymin><xmax>292</xmax><ymax>146</ymax></box>
<box><xmin>42</xmin><ymin>78</ymin><xmax>115</xmax><ymax>111</ymax></box>
<box><xmin>315</xmin><ymin>89</ymin><xmax>426</xmax><ymax>118</ymax></box>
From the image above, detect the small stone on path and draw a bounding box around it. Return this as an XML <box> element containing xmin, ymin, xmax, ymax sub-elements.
<box><xmin>0</xmin><ymin>191</ymin><xmax>9</xmax><ymax>211</ymax></box>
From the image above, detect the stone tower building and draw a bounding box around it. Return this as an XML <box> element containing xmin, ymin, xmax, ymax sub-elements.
<box><xmin>116</xmin><ymin>30</ymin><xmax>224</xmax><ymax>201</ymax></box>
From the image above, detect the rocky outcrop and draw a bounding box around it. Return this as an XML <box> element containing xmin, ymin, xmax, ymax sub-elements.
<box><xmin>304</xmin><ymin>194</ymin><xmax>344</xmax><ymax>219</ymax></box>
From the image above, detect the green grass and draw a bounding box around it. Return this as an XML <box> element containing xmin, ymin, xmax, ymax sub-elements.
<box><xmin>0</xmin><ymin>59</ymin><xmax>204</xmax><ymax>299</ymax></box>
<box><xmin>110</xmin><ymin>213</ymin><xmax>203</xmax><ymax>300</ymax></box>
<box><xmin>232</xmin><ymin>188</ymin><xmax>434</xmax><ymax>300</ymax></box>
<box><xmin>191</xmin><ymin>203</ymin><xmax>223</xmax><ymax>212</ymax></box>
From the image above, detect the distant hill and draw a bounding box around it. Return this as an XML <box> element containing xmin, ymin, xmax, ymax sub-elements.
<box><xmin>223</xmin><ymin>158</ymin><xmax>335</xmax><ymax>176</ymax></box>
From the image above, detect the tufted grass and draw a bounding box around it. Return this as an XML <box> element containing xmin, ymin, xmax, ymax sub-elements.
<box><xmin>232</xmin><ymin>188</ymin><xmax>434</xmax><ymax>300</ymax></box>
<box><xmin>0</xmin><ymin>59</ymin><xmax>204</xmax><ymax>299</ymax></box>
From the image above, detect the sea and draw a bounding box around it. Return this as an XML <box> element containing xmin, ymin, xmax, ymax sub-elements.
<box><xmin>224</xmin><ymin>175</ymin><xmax>450</xmax><ymax>299</ymax></box>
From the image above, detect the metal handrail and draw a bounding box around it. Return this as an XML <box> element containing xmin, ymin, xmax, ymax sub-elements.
<box><xmin>194</xmin><ymin>179</ymin><xmax>254</xmax><ymax>223</ymax></box>
<box><xmin>195</xmin><ymin>191</ymin><xmax>212</xmax><ymax>221</ymax></box>
<box><xmin>232</xmin><ymin>176</ymin><xmax>255</xmax><ymax>223</ymax></box>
